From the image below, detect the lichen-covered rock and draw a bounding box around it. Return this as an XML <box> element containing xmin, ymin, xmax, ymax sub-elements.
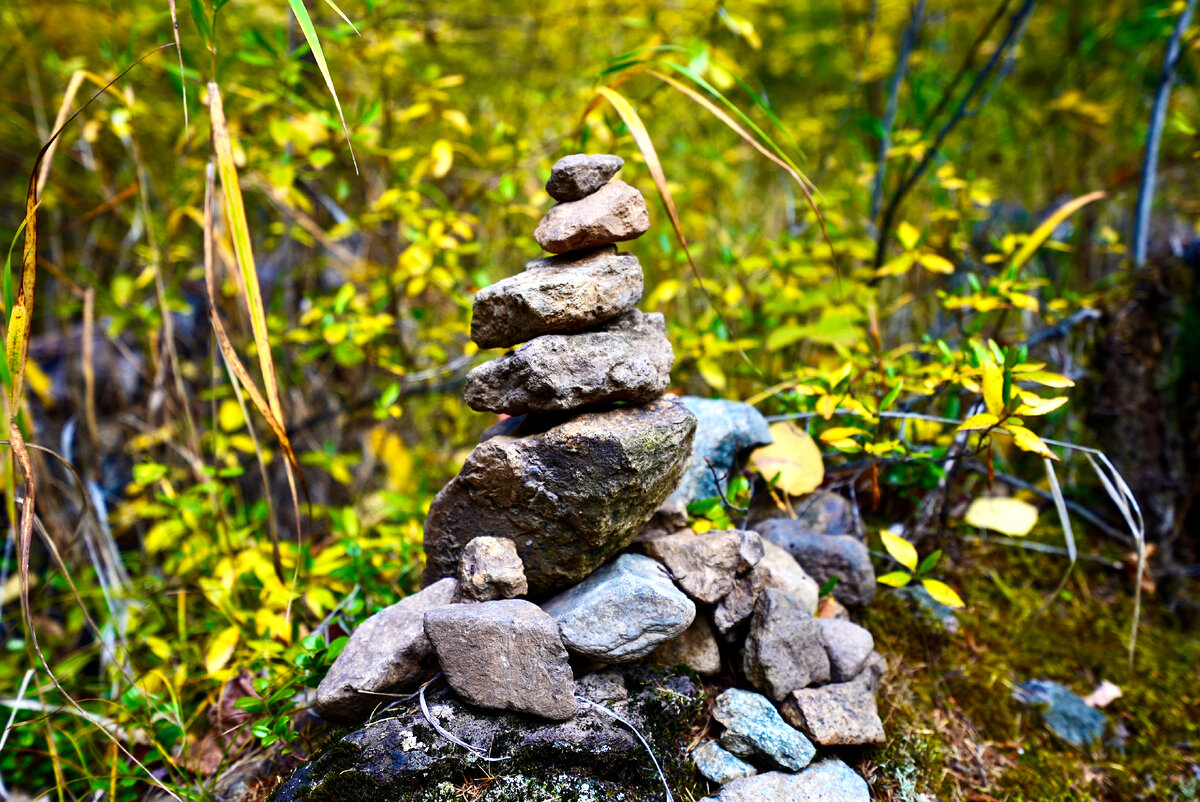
<box><xmin>642</xmin><ymin>529</ymin><xmax>763</xmax><ymax>603</ymax></box>
<box><xmin>667</xmin><ymin>396</ymin><xmax>773</xmax><ymax>506</ymax></box>
<box><xmin>817</xmin><ymin>618</ymin><xmax>874</xmax><ymax>682</ymax></box>
<box><xmin>699</xmin><ymin>760</ymin><xmax>870</xmax><ymax>802</ymax></box>
<box><xmin>422</xmin><ymin>397</ymin><xmax>696</xmax><ymax>596</ymax></box>
<box><xmin>463</xmin><ymin>310</ymin><xmax>673</xmax><ymax>415</ymax></box>
<box><xmin>652</xmin><ymin>615</ymin><xmax>722</xmax><ymax>676</ymax></box>
<box><xmin>755</xmin><ymin>519</ymin><xmax>875</xmax><ymax>606</ymax></box>
<box><xmin>781</xmin><ymin>672</ymin><xmax>886</xmax><ymax>746</ymax></box>
<box><xmin>457</xmin><ymin>536</ymin><xmax>528</xmax><ymax>601</ymax></box>
<box><xmin>470</xmin><ymin>246</ymin><xmax>643</xmax><ymax>349</ymax></box>
<box><xmin>424</xmin><ymin>600</ymin><xmax>576</xmax><ymax>720</ymax></box>
<box><xmin>545</xmin><ymin>153</ymin><xmax>624</xmax><ymax>201</ymax></box>
<box><xmin>273</xmin><ymin>667</ymin><xmax>706</xmax><ymax>802</ymax></box>
<box><xmin>543</xmin><ymin>554</ymin><xmax>695</xmax><ymax>662</ymax></box>
<box><xmin>712</xmin><ymin>687</ymin><xmax>815</xmax><ymax>772</ymax></box>
<box><xmin>692</xmin><ymin>739</ymin><xmax>756</xmax><ymax>784</ymax></box>
<box><xmin>314</xmin><ymin>578</ymin><xmax>457</xmax><ymax>724</ymax></box>
<box><xmin>534</xmin><ymin>180</ymin><xmax>650</xmax><ymax>254</ymax></box>
<box><xmin>742</xmin><ymin>588</ymin><xmax>830</xmax><ymax>701</ymax></box>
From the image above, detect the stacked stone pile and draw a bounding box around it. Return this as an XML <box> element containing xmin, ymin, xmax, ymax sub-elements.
<box><xmin>299</xmin><ymin>155</ymin><xmax>884</xmax><ymax>802</ymax></box>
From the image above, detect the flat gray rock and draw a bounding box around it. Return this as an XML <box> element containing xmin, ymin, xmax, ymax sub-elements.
<box><xmin>543</xmin><ymin>554</ymin><xmax>695</xmax><ymax>662</ymax></box>
<box><xmin>755</xmin><ymin>519</ymin><xmax>876</xmax><ymax>606</ymax></box>
<box><xmin>457</xmin><ymin>536</ymin><xmax>528</xmax><ymax>601</ymax></box>
<box><xmin>692</xmin><ymin>739</ymin><xmax>757</xmax><ymax>785</ymax></box>
<box><xmin>470</xmin><ymin>246</ymin><xmax>643</xmax><ymax>349</ymax></box>
<box><xmin>424</xmin><ymin>599</ymin><xmax>577</xmax><ymax>720</ymax></box>
<box><xmin>546</xmin><ymin>153</ymin><xmax>624</xmax><ymax>201</ymax></box>
<box><xmin>464</xmin><ymin>309</ymin><xmax>673</xmax><ymax>415</ymax></box>
<box><xmin>652</xmin><ymin>614</ymin><xmax>722</xmax><ymax>676</ymax></box>
<box><xmin>742</xmin><ymin>588</ymin><xmax>830</xmax><ymax>701</ymax></box>
<box><xmin>713</xmin><ymin>543</ymin><xmax>819</xmax><ymax>638</ymax></box>
<box><xmin>422</xmin><ymin>397</ymin><xmax>696</xmax><ymax>596</ymax></box>
<box><xmin>643</xmin><ymin>529</ymin><xmax>763</xmax><ymax>603</ymax></box>
<box><xmin>314</xmin><ymin>578</ymin><xmax>458</xmax><ymax>724</ymax></box>
<box><xmin>712</xmin><ymin>687</ymin><xmax>815</xmax><ymax>772</ymax></box>
<box><xmin>781</xmin><ymin>672</ymin><xmax>885</xmax><ymax>746</ymax></box>
<box><xmin>817</xmin><ymin>618</ymin><xmax>874</xmax><ymax>682</ymax></box>
<box><xmin>534</xmin><ymin>180</ymin><xmax>650</xmax><ymax>254</ymax></box>
<box><xmin>668</xmin><ymin>396</ymin><xmax>773</xmax><ymax>506</ymax></box>
<box><xmin>699</xmin><ymin>760</ymin><xmax>870</xmax><ymax>802</ymax></box>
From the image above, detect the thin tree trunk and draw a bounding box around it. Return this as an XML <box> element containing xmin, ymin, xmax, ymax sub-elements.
<box><xmin>870</xmin><ymin>0</ymin><xmax>926</xmax><ymax>225</ymax></box>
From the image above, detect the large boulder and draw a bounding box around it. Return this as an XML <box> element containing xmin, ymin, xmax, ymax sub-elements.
<box><xmin>545</xmin><ymin>153</ymin><xmax>624</xmax><ymax>201</ymax></box>
<box><xmin>754</xmin><ymin>518</ymin><xmax>876</xmax><ymax>606</ymax></box>
<box><xmin>463</xmin><ymin>310</ymin><xmax>673</xmax><ymax>415</ymax></box>
<box><xmin>422</xmin><ymin>397</ymin><xmax>696</xmax><ymax>596</ymax></box>
<box><xmin>470</xmin><ymin>246</ymin><xmax>643</xmax><ymax>349</ymax></box>
<box><xmin>543</xmin><ymin>554</ymin><xmax>696</xmax><ymax>662</ymax></box>
<box><xmin>424</xmin><ymin>600</ymin><xmax>577</xmax><ymax>720</ymax></box>
<box><xmin>668</xmin><ymin>397</ymin><xmax>773</xmax><ymax>506</ymax></box>
<box><xmin>314</xmin><ymin>578</ymin><xmax>458</xmax><ymax>724</ymax></box>
<box><xmin>534</xmin><ymin>179</ymin><xmax>650</xmax><ymax>253</ymax></box>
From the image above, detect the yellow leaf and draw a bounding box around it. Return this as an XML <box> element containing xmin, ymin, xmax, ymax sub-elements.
<box><xmin>1007</xmin><ymin>424</ymin><xmax>1058</xmax><ymax>460</ymax></box>
<box><xmin>750</xmin><ymin>422</ymin><xmax>825</xmax><ymax>496</ymax></box>
<box><xmin>815</xmin><ymin>393</ymin><xmax>838</xmax><ymax>420</ymax></box>
<box><xmin>696</xmin><ymin>357</ymin><xmax>727</xmax><ymax>391</ymax></box>
<box><xmin>982</xmin><ymin>361</ymin><xmax>1004</xmax><ymax>415</ymax></box>
<box><xmin>819</xmin><ymin>427</ymin><xmax>870</xmax><ymax>443</ymax></box>
<box><xmin>897</xmin><ymin>221</ymin><xmax>921</xmax><ymax>251</ymax></box>
<box><xmin>1008</xmin><ymin>191</ymin><xmax>1105</xmax><ymax>273</ymax></box>
<box><xmin>205</xmin><ymin>625</ymin><xmax>240</xmax><ymax>674</ymax></box>
<box><xmin>880</xmin><ymin>530</ymin><xmax>918</xmax><ymax>571</ymax></box>
<box><xmin>218</xmin><ymin>399</ymin><xmax>245</xmax><ymax>432</ymax></box>
<box><xmin>877</xmin><ymin>570</ymin><xmax>912</xmax><ymax>587</ymax></box>
<box><xmin>921</xmin><ymin>579</ymin><xmax>965</xmax><ymax>608</ymax></box>
<box><xmin>1013</xmin><ymin>394</ymin><xmax>1069</xmax><ymax>416</ymax></box>
<box><xmin>957</xmin><ymin>412</ymin><xmax>1000</xmax><ymax>431</ymax></box>
<box><xmin>964</xmin><ymin>496</ymin><xmax>1040</xmax><ymax>536</ymax></box>
<box><xmin>430</xmin><ymin>139</ymin><xmax>454</xmax><ymax>178</ymax></box>
<box><xmin>917</xmin><ymin>252</ymin><xmax>955</xmax><ymax>274</ymax></box>
<box><xmin>1016</xmin><ymin>370</ymin><xmax>1075</xmax><ymax>388</ymax></box>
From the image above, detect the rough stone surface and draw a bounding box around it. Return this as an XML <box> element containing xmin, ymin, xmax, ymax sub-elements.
<box><xmin>422</xmin><ymin>396</ymin><xmax>696</xmax><ymax>596</ymax></box>
<box><xmin>742</xmin><ymin>588</ymin><xmax>831</xmax><ymax>701</ymax></box>
<box><xmin>470</xmin><ymin>246</ymin><xmax>643</xmax><ymax>348</ymax></box>
<box><xmin>712</xmin><ymin>687</ymin><xmax>815</xmax><ymax>772</ymax></box>
<box><xmin>642</xmin><ymin>529</ymin><xmax>763</xmax><ymax>603</ymax></box>
<box><xmin>667</xmin><ymin>396</ymin><xmax>773</xmax><ymax>506</ymax></box>
<box><xmin>424</xmin><ymin>600</ymin><xmax>576</xmax><ymax>720</ymax></box>
<box><xmin>543</xmin><ymin>554</ymin><xmax>696</xmax><ymax>662</ymax></box>
<box><xmin>456</xmin><ymin>536</ymin><xmax>528</xmax><ymax>601</ymax></box>
<box><xmin>755</xmin><ymin>519</ymin><xmax>876</xmax><ymax>606</ymax></box>
<box><xmin>315</xmin><ymin>578</ymin><xmax>457</xmax><ymax>724</ymax></box>
<box><xmin>1013</xmin><ymin>679</ymin><xmax>1107</xmax><ymax>747</ymax></box>
<box><xmin>781</xmin><ymin>672</ymin><xmax>886</xmax><ymax>746</ymax></box>
<box><xmin>699</xmin><ymin>760</ymin><xmax>870</xmax><ymax>802</ymax></box>
<box><xmin>463</xmin><ymin>310</ymin><xmax>674</xmax><ymax>415</ymax></box>
<box><xmin>712</xmin><ymin>543</ymin><xmax>819</xmax><ymax>638</ymax></box>
<box><xmin>652</xmin><ymin>615</ymin><xmax>722</xmax><ymax>676</ymax></box>
<box><xmin>546</xmin><ymin>153</ymin><xmax>624</xmax><ymax>201</ymax></box>
<box><xmin>275</xmin><ymin>667</ymin><xmax>705</xmax><ymax>802</ymax></box>
<box><xmin>692</xmin><ymin>739</ymin><xmax>757</xmax><ymax>785</ymax></box>
<box><xmin>817</xmin><ymin>618</ymin><xmax>875</xmax><ymax>682</ymax></box>
<box><xmin>534</xmin><ymin>180</ymin><xmax>650</xmax><ymax>254</ymax></box>
<box><xmin>748</xmin><ymin>491</ymin><xmax>858</xmax><ymax>537</ymax></box>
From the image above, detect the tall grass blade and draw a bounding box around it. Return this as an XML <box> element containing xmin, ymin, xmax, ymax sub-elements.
<box><xmin>1044</xmin><ymin>458</ymin><xmax>1076</xmax><ymax>563</ymax></box>
<box><xmin>286</xmin><ymin>0</ymin><xmax>359</xmax><ymax>173</ymax></box>
<box><xmin>1008</xmin><ymin>190</ymin><xmax>1105</xmax><ymax>274</ymax></box>
<box><xmin>167</xmin><ymin>0</ymin><xmax>188</xmax><ymax>127</ymax></box>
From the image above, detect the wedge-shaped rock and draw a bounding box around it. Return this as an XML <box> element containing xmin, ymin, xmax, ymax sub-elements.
<box><xmin>534</xmin><ymin>180</ymin><xmax>650</xmax><ymax>254</ymax></box>
<box><xmin>422</xmin><ymin>397</ymin><xmax>696</xmax><ymax>596</ymax></box>
<box><xmin>464</xmin><ymin>310</ymin><xmax>673</xmax><ymax>415</ymax></box>
<box><xmin>546</xmin><ymin>153</ymin><xmax>624</xmax><ymax>202</ymax></box>
<box><xmin>471</xmin><ymin>246</ymin><xmax>643</xmax><ymax>349</ymax></box>
<box><xmin>742</xmin><ymin>588</ymin><xmax>831</xmax><ymax>701</ymax></box>
<box><xmin>315</xmin><ymin>578</ymin><xmax>457</xmax><ymax>724</ymax></box>
<box><xmin>817</xmin><ymin>618</ymin><xmax>874</xmax><ymax>682</ymax></box>
<box><xmin>424</xmin><ymin>599</ymin><xmax>577</xmax><ymax>720</ymax></box>
<box><xmin>692</xmin><ymin>739</ymin><xmax>757</xmax><ymax>785</ymax></box>
<box><xmin>643</xmin><ymin>529</ymin><xmax>763</xmax><ymax>603</ymax></box>
<box><xmin>543</xmin><ymin>554</ymin><xmax>695</xmax><ymax>662</ymax></box>
<box><xmin>781</xmin><ymin>672</ymin><xmax>886</xmax><ymax>746</ymax></box>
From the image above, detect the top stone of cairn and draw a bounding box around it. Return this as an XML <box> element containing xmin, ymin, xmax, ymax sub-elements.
<box><xmin>546</xmin><ymin>153</ymin><xmax>624</xmax><ymax>202</ymax></box>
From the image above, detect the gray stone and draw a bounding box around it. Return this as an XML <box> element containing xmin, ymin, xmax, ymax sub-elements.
<box><xmin>423</xmin><ymin>600</ymin><xmax>576</xmax><ymax>720</ymax></box>
<box><xmin>712</xmin><ymin>687</ymin><xmax>815</xmax><ymax>772</ymax></box>
<box><xmin>463</xmin><ymin>310</ymin><xmax>674</xmax><ymax>415</ymax></box>
<box><xmin>314</xmin><ymin>578</ymin><xmax>458</xmax><ymax>724</ymax></box>
<box><xmin>643</xmin><ymin>529</ymin><xmax>763</xmax><ymax>603</ymax></box>
<box><xmin>546</xmin><ymin>153</ymin><xmax>624</xmax><ymax>201</ymax></box>
<box><xmin>742</xmin><ymin>588</ymin><xmax>830</xmax><ymax>701</ymax></box>
<box><xmin>1013</xmin><ymin>679</ymin><xmax>1107</xmax><ymax>747</ymax></box>
<box><xmin>712</xmin><ymin>543</ymin><xmax>819</xmax><ymax>638</ymax></box>
<box><xmin>543</xmin><ymin>554</ymin><xmax>695</xmax><ymax>662</ymax></box>
<box><xmin>748</xmin><ymin>491</ymin><xmax>858</xmax><ymax>537</ymax></box>
<box><xmin>692</xmin><ymin>739</ymin><xmax>757</xmax><ymax>784</ymax></box>
<box><xmin>756</xmin><ymin>519</ymin><xmax>876</xmax><ymax>606</ymax></box>
<box><xmin>422</xmin><ymin>396</ymin><xmax>696</xmax><ymax>596</ymax></box>
<box><xmin>781</xmin><ymin>672</ymin><xmax>885</xmax><ymax>746</ymax></box>
<box><xmin>634</xmin><ymin>498</ymin><xmax>690</xmax><ymax>543</ymax></box>
<box><xmin>456</xmin><ymin>536</ymin><xmax>528</xmax><ymax>601</ymax></box>
<box><xmin>470</xmin><ymin>246</ymin><xmax>643</xmax><ymax>349</ymax></box>
<box><xmin>276</xmin><ymin>666</ymin><xmax>705</xmax><ymax>802</ymax></box>
<box><xmin>652</xmin><ymin>615</ymin><xmax>722</xmax><ymax>676</ymax></box>
<box><xmin>668</xmin><ymin>397</ymin><xmax>773</xmax><ymax>506</ymax></box>
<box><xmin>817</xmin><ymin>618</ymin><xmax>875</xmax><ymax>682</ymax></box>
<box><xmin>699</xmin><ymin>760</ymin><xmax>870</xmax><ymax>802</ymax></box>
<box><xmin>534</xmin><ymin>180</ymin><xmax>650</xmax><ymax>254</ymax></box>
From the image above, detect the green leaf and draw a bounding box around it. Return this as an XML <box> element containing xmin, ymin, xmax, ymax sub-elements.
<box><xmin>818</xmin><ymin>575</ymin><xmax>839</xmax><ymax>597</ymax></box>
<box><xmin>285</xmin><ymin>0</ymin><xmax>359</xmax><ymax>173</ymax></box>
<box><xmin>916</xmin><ymin>549</ymin><xmax>943</xmax><ymax>576</ymax></box>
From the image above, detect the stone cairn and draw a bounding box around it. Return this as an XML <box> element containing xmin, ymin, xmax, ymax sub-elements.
<box><xmin>304</xmin><ymin>155</ymin><xmax>886</xmax><ymax>802</ymax></box>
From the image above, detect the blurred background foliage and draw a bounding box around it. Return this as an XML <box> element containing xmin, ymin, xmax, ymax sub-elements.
<box><xmin>0</xmin><ymin>0</ymin><xmax>1198</xmax><ymax>798</ymax></box>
